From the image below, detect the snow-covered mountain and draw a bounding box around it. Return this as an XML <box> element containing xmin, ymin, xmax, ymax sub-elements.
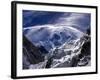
<box><xmin>23</xmin><ymin>25</ymin><xmax>91</xmax><ymax>69</ymax></box>
<box><xmin>24</xmin><ymin>25</ymin><xmax>85</xmax><ymax>51</ymax></box>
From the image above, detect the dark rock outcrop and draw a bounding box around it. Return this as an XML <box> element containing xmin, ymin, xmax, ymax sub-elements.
<box><xmin>23</xmin><ymin>35</ymin><xmax>44</xmax><ymax>69</ymax></box>
<box><xmin>79</xmin><ymin>37</ymin><xmax>91</xmax><ymax>59</ymax></box>
<box><xmin>78</xmin><ymin>36</ymin><xmax>91</xmax><ymax>66</ymax></box>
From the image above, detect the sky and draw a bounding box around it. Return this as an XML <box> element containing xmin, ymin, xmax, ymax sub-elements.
<box><xmin>23</xmin><ymin>10</ymin><xmax>91</xmax><ymax>33</ymax></box>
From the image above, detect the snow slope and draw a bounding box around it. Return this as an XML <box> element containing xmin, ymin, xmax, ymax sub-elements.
<box><xmin>23</xmin><ymin>24</ymin><xmax>90</xmax><ymax>69</ymax></box>
<box><xmin>24</xmin><ymin>25</ymin><xmax>85</xmax><ymax>51</ymax></box>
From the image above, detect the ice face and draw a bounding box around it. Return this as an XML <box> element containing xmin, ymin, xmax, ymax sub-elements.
<box><xmin>24</xmin><ymin>25</ymin><xmax>84</xmax><ymax>51</ymax></box>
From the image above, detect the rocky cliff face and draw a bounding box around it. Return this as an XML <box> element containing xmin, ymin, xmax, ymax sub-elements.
<box><xmin>23</xmin><ymin>35</ymin><xmax>45</xmax><ymax>69</ymax></box>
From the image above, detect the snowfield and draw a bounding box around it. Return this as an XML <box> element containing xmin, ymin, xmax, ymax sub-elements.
<box><xmin>23</xmin><ymin>24</ymin><xmax>91</xmax><ymax>69</ymax></box>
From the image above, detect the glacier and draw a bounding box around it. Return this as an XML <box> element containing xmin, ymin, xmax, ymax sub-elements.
<box><xmin>23</xmin><ymin>24</ymin><xmax>91</xmax><ymax>69</ymax></box>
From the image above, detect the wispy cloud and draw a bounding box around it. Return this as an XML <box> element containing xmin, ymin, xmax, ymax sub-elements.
<box><xmin>54</xmin><ymin>13</ymin><xmax>90</xmax><ymax>32</ymax></box>
<box><xmin>23</xmin><ymin>10</ymin><xmax>90</xmax><ymax>32</ymax></box>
